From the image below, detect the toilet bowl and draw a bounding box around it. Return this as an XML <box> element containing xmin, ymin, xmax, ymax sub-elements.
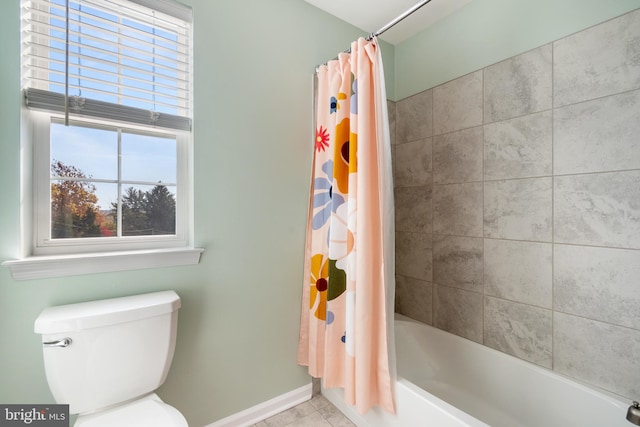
<box><xmin>74</xmin><ymin>393</ymin><xmax>186</xmax><ymax>427</ymax></box>
<box><xmin>34</xmin><ymin>291</ymin><xmax>188</xmax><ymax>426</ymax></box>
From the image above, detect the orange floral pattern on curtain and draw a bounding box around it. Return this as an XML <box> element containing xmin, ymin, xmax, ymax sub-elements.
<box><xmin>298</xmin><ymin>38</ymin><xmax>395</xmax><ymax>415</ymax></box>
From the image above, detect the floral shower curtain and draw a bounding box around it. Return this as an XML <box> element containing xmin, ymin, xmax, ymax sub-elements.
<box><xmin>298</xmin><ymin>37</ymin><xmax>395</xmax><ymax>414</ymax></box>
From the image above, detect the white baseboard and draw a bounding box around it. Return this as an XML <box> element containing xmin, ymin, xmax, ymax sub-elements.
<box><xmin>204</xmin><ymin>383</ymin><xmax>312</xmax><ymax>427</ymax></box>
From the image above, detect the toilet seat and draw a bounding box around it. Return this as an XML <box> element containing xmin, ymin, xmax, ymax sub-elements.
<box><xmin>74</xmin><ymin>394</ymin><xmax>188</xmax><ymax>427</ymax></box>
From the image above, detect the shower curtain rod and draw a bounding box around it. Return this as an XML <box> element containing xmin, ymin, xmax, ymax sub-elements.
<box><xmin>315</xmin><ymin>0</ymin><xmax>433</xmax><ymax>70</ymax></box>
<box><xmin>366</xmin><ymin>0</ymin><xmax>433</xmax><ymax>40</ymax></box>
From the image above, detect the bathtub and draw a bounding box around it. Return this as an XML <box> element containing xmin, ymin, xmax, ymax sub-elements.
<box><xmin>322</xmin><ymin>316</ymin><xmax>631</xmax><ymax>427</ymax></box>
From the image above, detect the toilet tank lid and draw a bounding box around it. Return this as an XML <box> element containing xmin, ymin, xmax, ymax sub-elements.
<box><xmin>34</xmin><ymin>291</ymin><xmax>181</xmax><ymax>334</ymax></box>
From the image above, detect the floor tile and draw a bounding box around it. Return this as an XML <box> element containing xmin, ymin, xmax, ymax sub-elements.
<box><xmin>250</xmin><ymin>395</ymin><xmax>353</xmax><ymax>427</ymax></box>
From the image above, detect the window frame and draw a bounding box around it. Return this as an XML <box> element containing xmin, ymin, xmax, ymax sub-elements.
<box><xmin>32</xmin><ymin>112</ymin><xmax>191</xmax><ymax>256</ymax></box>
<box><xmin>2</xmin><ymin>0</ymin><xmax>202</xmax><ymax>280</ymax></box>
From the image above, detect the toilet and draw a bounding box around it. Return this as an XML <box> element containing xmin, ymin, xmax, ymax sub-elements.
<box><xmin>34</xmin><ymin>290</ymin><xmax>188</xmax><ymax>427</ymax></box>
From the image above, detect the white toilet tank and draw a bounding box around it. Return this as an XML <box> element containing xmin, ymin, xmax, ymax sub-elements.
<box><xmin>34</xmin><ymin>291</ymin><xmax>181</xmax><ymax>415</ymax></box>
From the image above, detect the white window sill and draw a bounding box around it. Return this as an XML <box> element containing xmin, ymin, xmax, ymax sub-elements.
<box><xmin>2</xmin><ymin>247</ymin><xmax>204</xmax><ymax>281</ymax></box>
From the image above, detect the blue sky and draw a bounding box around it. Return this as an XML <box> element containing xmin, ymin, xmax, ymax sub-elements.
<box><xmin>51</xmin><ymin>123</ymin><xmax>177</xmax><ymax>210</ymax></box>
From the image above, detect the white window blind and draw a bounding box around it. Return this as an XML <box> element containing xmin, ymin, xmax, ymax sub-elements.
<box><xmin>21</xmin><ymin>0</ymin><xmax>192</xmax><ymax>131</ymax></box>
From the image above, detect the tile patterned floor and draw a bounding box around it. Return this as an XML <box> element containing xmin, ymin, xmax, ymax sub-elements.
<box><xmin>251</xmin><ymin>394</ymin><xmax>355</xmax><ymax>427</ymax></box>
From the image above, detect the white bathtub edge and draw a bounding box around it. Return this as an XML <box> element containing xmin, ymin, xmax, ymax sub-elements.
<box><xmin>322</xmin><ymin>378</ymin><xmax>487</xmax><ymax>427</ymax></box>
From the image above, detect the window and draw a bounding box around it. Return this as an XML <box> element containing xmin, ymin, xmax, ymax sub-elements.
<box><xmin>5</xmin><ymin>0</ymin><xmax>202</xmax><ymax>279</ymax></box>
<box><xmin>33</xmin><ymin>115</ymin><xmax>189</xmax><ymax>255</ymax></box>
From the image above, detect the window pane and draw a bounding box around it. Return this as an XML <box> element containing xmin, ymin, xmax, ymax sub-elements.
<box><xmin>121</xmin><ymin>184</ymin><xmax>176</xmax><ymax>236</ymax></box>
<box><xmin>51</xmin><ymin>123</ymin><xmax>117</xmax><ymax>180</ymax></box>
<box><xmin>51</xmin><ymin>180</ymin><xmax>117</xmax><ymax>239</ymax></box>
<box><xmin>121</xmin><ymin>133</ymin><xmax>176</xmax><ymax>183</ymax></box>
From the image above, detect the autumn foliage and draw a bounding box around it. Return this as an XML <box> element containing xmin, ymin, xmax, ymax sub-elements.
<box><xmin>50</xmin><ymin>160</ymin><xmax>176</xmax><ymax>239</ymax></box>
<box><xmin>51</xmin><ymin>160</ymin><xmax>108</xmax><ymax>238</ymax></box>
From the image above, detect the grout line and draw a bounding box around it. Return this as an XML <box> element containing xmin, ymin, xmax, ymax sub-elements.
<box><xmin>551</xmin><ymin>39</ymin><xmax>556</xmax><ymax>372</ymax></box>
<box><xmin>554</xmin><ymin>85</ymin><xmax>640</xmax><ymax>110</ymax></box>
<box><xmin>553</xmin><ymin>167</ymin><xmax>640</xmax><ymax>178</ymax></box>
<box><xmin>431</xmin><ymin>233</ymin><xmax>546</xmax><ymax>244</ymax></box>
<box><xmin>427</xmin><ymin>232</ymin><xmax>640</xmax><ymax>252</ymax></box>
<box><xmin>481</xmin><ymin>67</ymin><xmax>486</xmax><ymax>346</ymax></box>
<box><xmin>483</xmin><ymin>107</ymin><xmax>553</xmax><ymax>127</ymax></box>
<box><xmin>430</xmin><ymin>83</ymin><xmax>435</xmax><ymax>327</ymax></box>
<box><xmin>554</xmin><ymin>309</ymin><xmax>640</xmax><ymax>334</ymax></box>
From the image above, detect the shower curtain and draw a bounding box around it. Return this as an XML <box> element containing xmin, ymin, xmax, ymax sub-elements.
<box><xmin>298</xmin><ymin>37</ymin><xmax>396</xmax><ymax>414</ymax></box>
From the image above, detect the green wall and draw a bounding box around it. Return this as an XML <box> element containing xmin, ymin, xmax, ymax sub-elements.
<box><xmin>0</xmin><ymin>1</ymin><xmax>370</xmax><ymax>426</ymax></box>
<box><xmin>394</xmin><ymin>0</ymin><xmax>640</xmax><ymax>100</ymax></box>
<box><xmin>3</xmin><ymin>0</ymin><xmax>637</xmax><ymax>426</ymax></box>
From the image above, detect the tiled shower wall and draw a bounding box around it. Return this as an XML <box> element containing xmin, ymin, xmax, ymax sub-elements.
<box><xmin>391</xmin><ymin>9</ymin><xmax>640</xmax><ymax>401</ymax></box>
